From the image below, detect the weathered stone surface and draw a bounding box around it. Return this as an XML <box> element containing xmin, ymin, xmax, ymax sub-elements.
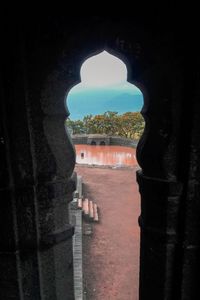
<box><xmin>1</xmin><ymin>14</ymin><xmax>200</xmax><ymax>300</ymax></box>
<box><xmin>71</xmin><ymin>133</ymin><xmax>138</xmax><ymax>147</ymax></box>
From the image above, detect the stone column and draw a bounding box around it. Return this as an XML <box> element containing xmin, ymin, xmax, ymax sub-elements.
<box><xmin>136</xmin><ymin>60</ymin><xmax>184</xmax><ymax>299</ymax></box>
<box><xmin>178</xmin><ymin>69</ymin><xmax>200</xmax><ymax>300</ymax></box>
<box><xmin>34</xmin><ymin>70</ymin><xmax>76</xmax><ymax>300</ymax></box>
<box><xmin>0</xmin><ymin>37</ymin><xmax>43</xmax><ymax>299</ymax></box>
<box><xmin>0</xmin><ymin>29</ymin><xmax>76</xmax><ymax>299</ymax></box>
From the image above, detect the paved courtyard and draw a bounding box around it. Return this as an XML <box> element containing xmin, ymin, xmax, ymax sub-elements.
<box><xmin>75</xmin><ymin>165</ymin><xmax>140</xmax><ymax>300</ymax></box>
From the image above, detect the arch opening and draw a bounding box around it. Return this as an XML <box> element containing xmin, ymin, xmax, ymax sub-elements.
<box><xmin>66</xmin><ymin>50</ymin><xmax>145</xmax><ymax>298</ymax></box>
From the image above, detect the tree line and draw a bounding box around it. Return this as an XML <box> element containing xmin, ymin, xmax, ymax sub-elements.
<box><xmin>66</xmin><ymin>111</ymin><xmax>145</xmax><ymax>140</ymax></box>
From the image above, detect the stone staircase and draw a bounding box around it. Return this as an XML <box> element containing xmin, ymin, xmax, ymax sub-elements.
<box><xmin>69</xmin><ymin>175</ymin><xmax>99</xmax><ymax>300</ymax></box>
<box><xmin>77</xmin><ymin>198</ymin><xmax>99</xmax><ymax>222</ymax></box>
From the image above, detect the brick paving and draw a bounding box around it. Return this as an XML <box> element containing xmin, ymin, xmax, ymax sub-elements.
<box><xmin>76</xmin><ymin>165</ymin><xmax>140</xmax><ymax>300</ymax></box>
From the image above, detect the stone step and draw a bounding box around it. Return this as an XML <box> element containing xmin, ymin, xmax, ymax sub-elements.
<box><xmin>77</xmin><ymin>198</ymin><xmax>82</xmax><ymax>209</ymax></box>
<box><xmin>93</xmin><ymin>203</ymin><xmax>99</xmax><ymax>222</ymax></box>
<box><xmin>82</xmin><ymin>198</ymin><xmax>99</xmax><ymax>222</ymax></box>
<box><xmin>89</xmin><ymin>200</ymin><xmax>94</xmax><ymax>220</ymax></box>
<box><xmin>83</xmin><ymin>223</ymin><xmax>92</xmax><ymax>236</ymax></box>
<box><xmin>82</xmin><ymin>198</ymin><xmax>89</xmax><ymax>216</ymax></box>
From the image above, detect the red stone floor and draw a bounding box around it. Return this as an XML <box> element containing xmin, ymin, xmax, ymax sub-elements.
<box><xmin>75</xmin><ymin>165</ymin><xmax>141</xmax><ymax>300</ymax></box>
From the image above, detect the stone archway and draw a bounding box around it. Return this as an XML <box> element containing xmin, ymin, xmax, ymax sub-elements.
<box><xmin>62</xmin><ymin>47</ymin><xmax>145</xmax><ymax>298</ymax></box>
<box><xmin>42</xmin><ymin>39</ymin><xmax>181</xmax><ymax>299</ymax></box>
<box><xmin>1</xmin><ymin>16</ymin><xmax>191</xmax><ymax>300</ymax></box>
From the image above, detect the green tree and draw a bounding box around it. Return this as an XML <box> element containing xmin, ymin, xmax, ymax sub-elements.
<box><xmin>65</xmin><ymin>119</ymin><xmax>86</xmax><ymax>134</ymax></box>
<box><xmin>65</xmin><ymin>111</ymin><xmax>145</xmax><ymax>140</ymax></box>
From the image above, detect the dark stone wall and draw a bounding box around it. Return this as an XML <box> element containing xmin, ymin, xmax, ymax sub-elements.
<box><xmin>1</xmin><ymin>16</ymin><xmax>76</xmax><ymax>300</ymax></box>
<box><xmin>1</xmin><ymin>13</ymin><xmax>200</xmax><ymax>300</ymax></box>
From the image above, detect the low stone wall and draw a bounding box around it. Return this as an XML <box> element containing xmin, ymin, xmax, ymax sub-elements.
<box><xmin>71</xmin><ymin>134</ymin><xmax>138</xmax><ymax>148</ymax></box>
<box><xmin>69</xmin><ymin>175</ymin><xmax>84</xmax><ymax>300</ymax></box>
<box><xmin>87</xmin><ymin>135</ymin><xmax>110</xmax><ymax>146</ymax></box>
<box><xmin>72</xmin><ymin>135</ymin><xmax>88</xmax><ymax>145</ymax></box>
<box><xmin>110</xmin><ymin>136</ymin><xmax>138</xmax><ymax>147</ymax></box>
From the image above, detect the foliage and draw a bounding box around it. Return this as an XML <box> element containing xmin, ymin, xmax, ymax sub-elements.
<box><xmin>65</xmin><ymin>111</ymin><xmax>145</xmax><ymax>140</ymax></box>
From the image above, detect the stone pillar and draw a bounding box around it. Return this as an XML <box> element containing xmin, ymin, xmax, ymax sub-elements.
<box><xmin>178</xmin><ymin>70</ymin><xmax>200</xmax><ymax>300</ymax></box>
<box><xmin>0</xmin><ymin>39</ymin><xmax>43</xmax><ymax>299</ymax></box>
<box><xmin>137</xmin><ymin>172</ymin><xmax>182</xmax><ymax>299</ymax></box>
<box><xmin>35</xmin><ymin>70</ymin><xmax>76</xmax><ymax>300</ymax></box>
<box><xmin>0</xmin><ymin>28</ymin><xmax>76</xmax><ymax>299</ymax></box>
<box><xmin>136</xmin><ymin>60</ymin><xmax>184</xmax><ymax>299</ymax></box>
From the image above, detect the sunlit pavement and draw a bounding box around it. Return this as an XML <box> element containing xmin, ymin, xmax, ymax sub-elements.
<box><xmin>76</xmin><ymin>165</ymin><xmax>140</xmax><ymax>300</ymax></box>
